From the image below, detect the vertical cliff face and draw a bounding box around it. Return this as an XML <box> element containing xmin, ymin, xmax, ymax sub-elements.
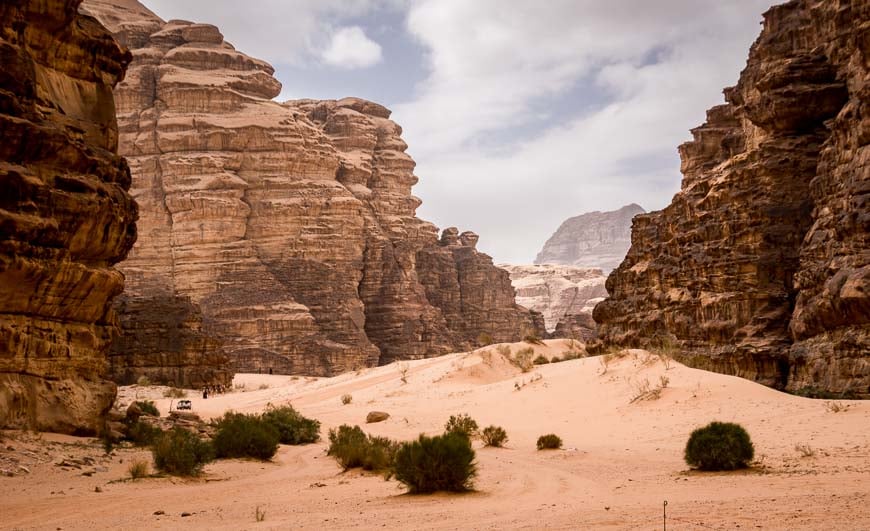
<box><xmin>83</xmin><ymin>0</ymin><xmax>542</xmax><ymax>376</ymax></box>
<box><xmin>594</xmin><ymin>0</ymin><xmax>869</xmax><ymax>396</ymax></box>
<box><xmin>0</xmin><ymin>0</ymin><xmax>136</xmax><ymax>433</ymax></box>
<box><xmin>535</xmin><ymin>204</ymin><xmax>645</xmax><ymax>272</ymax></box>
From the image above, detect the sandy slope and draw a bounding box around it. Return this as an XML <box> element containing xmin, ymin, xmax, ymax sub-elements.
<box><xmin>2</xmin><ymin>339</ymin><xmax>869</xmax><ymax>530</ymax></box>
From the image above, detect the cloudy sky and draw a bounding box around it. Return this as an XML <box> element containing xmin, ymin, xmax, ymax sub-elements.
<box><xmin>143</xmin><ymin>0</ymin><xmax>776</xmax><ymax>264</ymax></box>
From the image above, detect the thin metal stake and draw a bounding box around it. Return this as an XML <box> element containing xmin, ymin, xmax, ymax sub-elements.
<box><xmin>663</xmin><ymin>500</ymin><xmax>668</xmax><ymax>531</ymax></box>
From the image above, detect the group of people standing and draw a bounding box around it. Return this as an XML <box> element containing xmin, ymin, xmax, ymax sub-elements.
<box><xmin>201</xmin><ymin>383</ymin><xmax>227</xmax><ymax>399</ymax></box>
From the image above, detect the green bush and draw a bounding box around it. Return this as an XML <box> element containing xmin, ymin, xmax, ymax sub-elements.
<box><xmin>128</xmin><ymin>459</ymin><xmax>150</xmax><ymax>479</ymax></box>
<box><xmin>341</xmin><ymin>394</ymin><xmax>353</xmax><ymax>405</ymax></box>
<box><xmin>513</xmin><ymin>347</ymin><xmax>535</xmax><ymax>372</ymax></box>
<box><xmin>481</xmin><ymin>425</ymin><xmax>508</xmax><ymax>447</ymax></box>
<box><xmin>533</xmin><ymin>355</ymin><xmax>550</xmax><ymax>365</ymax></box>
<box><xmin>444</xmin><ymin>414</ymin><xmax>479</xmax><ymax>439</ymax></box>
<box><xmin>523</xmin><ymin>334</ymin><xmax>545</xmax><ymax>345</ymax></box>
<box><xmin>261</xmin><ymin>404</ymin><xmax>320</xmax><ymax>445</ymax></box>
<box><xmin>152</xmin><ymin>427</ymin><xmax>214</xmax><ymax>476</ymax></box>
<box><xmin>477</xmin><ymin>332</ymin><xmax>494</xmax><ymax>346</ymax></box>
<box><xmin>327</xmin><ymin>424</ymin><xmax>397</xmax><ymax>471</ymax></box>
<box><xmin>212</xmin><ymin>412</ymin><xmax>279</xmax><ymax>460</ymax></box>
<box><xmin>392</xmin><ymin>432</ymin><xmax>477</xmax><ymax>494</ymax></box>
<box><xmin>536</xmin><ymin>433</ymin><xmax>562</xmax><ymax>450</ymax></box>
<box><xmin>134</xmin><ymin>400</ymin><xmax>159</xmax><ymax>417</ymax></box>
<box><xmin>126</xmin><ymin>420</ymin><xmax>163</xmax><ymax>447</ymax></box>
<box><xmin>684</xmin><ymin>421</ymin><xmax>754</xmax><ymax>471</ymax></box>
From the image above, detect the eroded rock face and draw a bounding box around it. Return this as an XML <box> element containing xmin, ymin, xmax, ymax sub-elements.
<box><xmin>0</xmin><ymin>0</ymin><xmax>136</xmax><ymax>433</ymax></box>
<box><xmin>593</xmin><ymin>0</ymin><xmax>869</xmax><ymax>397</ymax></box>
<box><xmin>502</xmin><ymin>265</ymin><xmax>606</xmax><ymax>339</ymax></box>
<box><xmin>535</xmin><ymin>204</ymin><xmax>644</xmax><ymax>272</ymax></box>
<box><xmin>84</xmin><ymin>0</ymin><xmax>542</xmax><ymax>376</ymax></box>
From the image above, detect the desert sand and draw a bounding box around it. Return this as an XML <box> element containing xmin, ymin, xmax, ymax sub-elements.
<box><xmin>2</xmin><ymin>340</ymin><xmax>869</xmax><ymax>530</ymax></box>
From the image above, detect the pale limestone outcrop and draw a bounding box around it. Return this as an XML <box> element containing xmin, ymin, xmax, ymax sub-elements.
<box><xmin>0</xmin><ymin>0</ymin><xmax>136</xmax><ymax>433</ymax></box>
<box><xmin>502</xmin><ymin>265</ymin><xmax>606</xmax><ymax>339</ymax></box>
<box><xmin>593</xmin><ymin>0</ymin><xmax>869</xmax><ymax>397</ymax></box>
<box><xmin>84</xmin><ymin>0</ymin><xmax>543</xmax><ymax>376</ymax></box>
<box><xmin>536</xmin><ymin>204</ymin><xmax>644</xmax><ymax>272</ymax></box>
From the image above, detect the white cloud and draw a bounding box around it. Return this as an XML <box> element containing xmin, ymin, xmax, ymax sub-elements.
<box><xmin>395</xmin><ymin>0</ymin><xmax>777</xmax><ymax>263</ymax></box>
<box><xmin>321</xmin><ymin>26</ymin><xmax>383</xmax><ymax>69</ymax></box>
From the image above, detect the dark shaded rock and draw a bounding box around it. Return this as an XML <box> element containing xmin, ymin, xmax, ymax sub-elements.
<box><xmin>592</xmin><ymin>0</ymin><xmax>868</xmax><ymax>397</ymax></box>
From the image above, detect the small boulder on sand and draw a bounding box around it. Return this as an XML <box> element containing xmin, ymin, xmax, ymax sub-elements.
<box><xmin>366</xmin><ymin>411</ymin><xmax>390</xmax><ymax>423</ymax></box>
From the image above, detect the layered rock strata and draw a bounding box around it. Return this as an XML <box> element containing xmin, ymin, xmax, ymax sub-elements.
<box><xmin>84</xmin><ymin>0</ymin><xmax>542</xmax><ymax>376</ymax></box>
<box><xmin>535</xmin><ymin>204</ymin><xmax>644</xmax><ymax>272</ymax></box>
<box><xmin>593</xmin><ymin>0</ymin><xmax>869</xmax><ymax>396</ymax></box>
<box><xmin>502</xmin><ymin>264</ymin><xmax>607</xmax><ymax>340</ymax></box>
<box><xmin>0</xmin><ymin>0</ymin><xmax>136</xmax><ymax>433</ymax></box>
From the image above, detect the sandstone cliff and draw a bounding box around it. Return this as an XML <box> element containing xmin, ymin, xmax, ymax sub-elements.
<box><xmin>535</xmin><ymin>204</ymin><xmax>645</xmax><ymax>272</ymax></box>
<box><xmin>502</xmin><ymin>264</ymin><xmax>606</xmax><ymax>340</ymax></box>
<box><xmin>593</xmin><ymin>0</ymin><xmax>869</xmax><ymax>397</ymax></box>
<box><xmin>83</xmin><ymin>0</ymin><xmax>543</xmax><ymax>377</ymax></box>
<box><xmin>0</xmin><ymin>0</ymin><xmax>136</xmax><ymax>433</ymax></box>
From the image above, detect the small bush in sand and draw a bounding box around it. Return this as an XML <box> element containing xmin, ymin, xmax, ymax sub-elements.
<box><xmin>126</xmin><ymin>420</ymin><xmax>163</xmax><ymax>447</ymax></box>
<box><xmin>327</xmin><ymin>425</ymin><xmax>398</xmax><ymax>471</ymax></box>
<box><xmin>392</xmin><ymin>432</ymin><xmax>477</xmax><ymax>494</ymax></box>
<box><xmin>128</xmin><ymin>459</ymin><xmax>150</xmax><ymax>479</ymax></box>
<box><xmin>684</xmin><ymin>421</ymin><xmax>754</xmax><ymax>471</ymax></box>
<box><xmin>629</xmin><ymin>377</ymin><xmax>667</xmax><ymax>403</ymax></box>
<box><xmin>152</xmin><ymin>427</ymin><xmax>214</xmax><ymax>476</ymax></box>
<box><xmin>212</xmin><ymin>412</ymin><xmax>279</xmax><ymax>460</ymax></box>
<box><xmin>341</xmin><ymin>394</ymin><xmax>353</xmax><ymax>405</ymax></box>
<box><xmin>559</xmin><ymin>351</ymin><xmax>582</xmax><ymax>362</ymax></box>
<box><xmin>261</xmin><ymin>404</ymin><xmax>320</xmax><ymax>445</ymax></box>
<box><xmin>134</xmin><ymin>400</ymin><xmax>159</xmax><ymax>417</ymax></box>
<box><xmin>481</xmin><ymin>425</ymin><xmax>509</xmax><ymax>448</ymax></box>
<box><xmin>255</xmin><ymin>506</ymin><xmax>266</xmax><ymax>522</ymax></box>
<box><xmin>513</xmin><ymin>347</ymin><xmax>535</xmax><ymax>373</ymax></box>
<box><xmin>523</xmin><ymin>334</ymin><xmax>545</xmax><ymax>346</ymax></box>
<box><xmin>163</xmin><ymin>387</ymin><xmax>187</xmax><ymax>398</ymax></box>
<box><xmin>136</xmin><ymin>375</ymin><xmax>151</xmax><ymax>386</ymax></box>
<box><xmin>258</xmin><ymin>383</ymin><xmax>270</xmax><ymax>390</ymax></box>
<box><xmin>496</xmin><ymin>344</ymin><xmax>512</xmax><ymax>358</ymax></box>
<box><xmin>533</xmin><ymin>354</ymin><xmax>550</xmax><ymax>365</ymax></box>
<box><xmin>477</xmin><ymin>332</ymin><xmax>494</xmax><ymax>346</ymax></box>
<box><xmin>444</xmin><ymin>413</ymin><xmax>479</xmax><ymax>440</ymax></box>
<box><xmin>824</xmin><ymin>401</ymin><xmax>849</xmax><ymax>413</ymax></box>
<box><xmin>795</xmin><ymin>443</ymin><xmax>815</xmax><ymax>458</ymax></box>
<box><xmin>536</xmin><ymin>434</ymin><xmax>562</xmax><ymax>450</ymax></box>
<box><xmin>397</xmin><ymin>362</ymin><xmax>410</xmax><ymax>384</ymax></box>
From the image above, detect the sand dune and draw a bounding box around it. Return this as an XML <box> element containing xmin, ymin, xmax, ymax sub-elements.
<box><xmin>2</xmin><ymin>340</ymin><xmax>869</xmax><ymax>530</ymax></box>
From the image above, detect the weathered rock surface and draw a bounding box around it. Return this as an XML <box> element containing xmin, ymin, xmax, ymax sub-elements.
<box><xmin>593</xmin><ymin>0</ymin><xmax>869</xmax><ymax>397</ymax></box>
<box><xmin>84</xmin><ymin>0</ymin><xmax>542</xmax><ymax>376</ymax></box>
<box><xmin>0</xmin><ymin>0</ymin><xmax>136</xmax><ymax>433</ymax></box>
<box><xmin>535</xmin><ymin>204</ymin><xmax>645</xmax><ymax>272</ymax></box>
<box><xmin>502</xmin><ymin>264</ymin><xmax>606</xmax><ymax>339</ymax></box>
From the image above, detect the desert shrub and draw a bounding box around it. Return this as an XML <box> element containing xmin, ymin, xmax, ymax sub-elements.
<box><xmin>684</xmin><ymin>421</ymin><xmax>754</xmax><ymax>471</ymax></box>
<box><xmin>152</xmin><ymin>427</ymin><xmax>214</xmax><ymax>476</ymax></box>
<box><xmin>496</xmin><ymin>345</ymin><xmax>512</xmax><ymax>358</ymax></box>
<box><xmin>163</xmin><ymin>387</ymin><xmax>187</xmax><ymax>398</ymax></box>
<box><xmin>392</xmin><ymin>432</ymin><xmax>477</xmax><ymax>494</ymax></box>
<box><xmin>126</xmin><ymin>420</ymin><xmax>163</xmax><ymax>447</ymax></box>
<box><xmin>128</xmin><ymin>459</ymin><xmax>150</xmax><ymax>479</ymax></box>
<box><xmin>327</xmin><ymin>424</ymin><xmax>397</xmax><ymax>471</ymax></box>
<box><xmin>523</xmin><ymin>334</ymin><xmax>545</xmax><ymax>345</ymax></box>
<box><xmin>341</xmin><ymin>394</ymin><xmax>353</xmax><ymax>405</ymax></box>
<box><xmin>212</xmin><ymin>412</ymin><xmax>279</xmax><ymax>460</ymax></box>
<box><xmin>261</xmin><ymin>404</ymin><xmax>320</xmax><ymax>445</ymax></box>
<box><xmin>792</xmin><ymin>386</ymin><xmax>856</xmax><ymax>400</ymax></box>
<box><xmin>134</xmin><ymin>400</ymin><xmax>159</xmax><ymax>417</ymax></box>
<box><xmin>444</xmin><ymin>413</ymin><xmax>479</xmax><ymax>439</ymax></box>
<box><xmin>136</xmin><ymin>375</ymin><xmax>151</xmax><ymax>386</ymax></box>
<box><xmin>533</xmin><ymin>355</ymin><xmax>550</xmax><ymax>365</ymax></box>
<box><xmin>481</xmin><ymin>425</ymin><xmax>508</xmax><ymax>448</ymax></box>
<box><xmin>536</xmin><ymin>433</ymin><xmax>562</xmax><ymax>450</ymax></box>
<box><xmin>560</xmin><ymin>351</ymin><xmax>582</xmax><ymax>361</ymax></box>
<box><xmin>513</xmin><ymin>347</ymin><xmax>535</xmax><ymax>372</ymax></box>
<box><xmin>477</xmin><ymin>332</ymin><xmax>494</xmax><ymax>346</ymax></box>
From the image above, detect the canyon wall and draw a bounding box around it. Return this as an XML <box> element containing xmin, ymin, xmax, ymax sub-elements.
<box><xmin>83</xmin><ymin>0</ymin><xmax>543</xmax><ymax>378</ymax></box>
<box><xmin>503</xmin><ymin>264</ymin><xmax>606</xmax><ymax>340</ymax></box>
<box><xmin>0</xmin><ymin>0</ymin><xmax>136</xmax><ymax>433</ymax></box>
<box><xmin>593</xmin><ymin>0</ymin><xmax>869</xmax><ymax>397</ymax></box>
<box><xmin>535</xmin><ymin>204</ymin><xmax>644</xmax><ymax>273</ymax></box>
